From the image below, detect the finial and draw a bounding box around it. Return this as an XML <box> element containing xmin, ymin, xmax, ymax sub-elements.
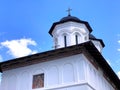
<box><xmin>66</xmin><ymin>8</ymin><xmax>72</xmax><ymax>16</ymax></box>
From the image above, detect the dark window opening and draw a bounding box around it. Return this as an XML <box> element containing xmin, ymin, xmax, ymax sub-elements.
<box><xmin>75</xmin><ymin>35</ymin><xmax>78</xmax><ymax>45</ymax></box>
<box><xmin>64</xmin><ymin>35</ymin><xmax>67</xmax><ymax>47</ymax></box>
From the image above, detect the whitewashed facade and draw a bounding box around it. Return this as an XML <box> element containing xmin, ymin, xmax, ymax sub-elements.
<box><xmin>52</xmin><ymin>22</ymin><xmax>89</xmax><ymax>48</ymax></box>
<box><xmin>0</xmin><ymin>54</ymin><xmax>114</xmax><ymax>90</ymax></box>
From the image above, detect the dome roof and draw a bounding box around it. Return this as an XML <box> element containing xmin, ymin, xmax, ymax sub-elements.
<box><xmin>60</xmin><ymin>15</ymin><xmax>81</xmax><ymax>22</ymax></box>
<box><xmin>49</xmin><ymin>15</ymin><xmax>93</xmax><ymax>36</ymax></box>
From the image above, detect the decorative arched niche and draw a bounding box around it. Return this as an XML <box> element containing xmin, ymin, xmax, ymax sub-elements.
<box><xmin>47</xmin><ymin>66</ymin><xmax>59</xmax><ymax>86</ymax></box>
<box><xmin>63</xmin><ymin>63</ymin><xmax>75</xmax><ymax>83</ymax></box>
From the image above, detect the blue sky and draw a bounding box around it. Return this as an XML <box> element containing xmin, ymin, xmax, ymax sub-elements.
<box><xmin>0</xmin><ymin>0</ymin><xmax>120</xmax><ymax>79</ymax></box>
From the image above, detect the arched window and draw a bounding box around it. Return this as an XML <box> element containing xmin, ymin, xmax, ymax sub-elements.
<box><xmin>64</xmin><ymin>35</ymin><xmax>67</xmax><ymax>47</ymax></box>
<box><xmin>62</xmin><ymin>33</ymin><xmax>68</xmax><ymax>47</ymax></box>
<box><xmin>75</xmin><ymin>33</ymin><xmax>80</xmax><ymax>45</ymax></box>
<box><xmin>75</xmin><ymin>34</ymin><xmax>78</xmax><ymax>45</ymax></box>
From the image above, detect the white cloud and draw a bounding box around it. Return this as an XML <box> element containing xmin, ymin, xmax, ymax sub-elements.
<box><xmin>118</xmin><ymin>40</ymin><xmax>120</xmax><ymax>44</ymax></box>
<box><xmin>1</xmin><ymin>38</ymin><xmax>38</xmax><ymax>58</ymax></box>
<box><xmin>117</xmin><ymin>71</ymin><xmax>120</xmax><ymax>79</ymax></box>
<box><xmin>117</xmin><ymin>48</ymin><xmax>120</xmax><ymax>51</ymax></box>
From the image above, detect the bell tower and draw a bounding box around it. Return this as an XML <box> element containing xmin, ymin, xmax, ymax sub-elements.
<box><xmin>49</xmin><ymin>12</ymin><xmax>105</xmax><ymax>52</ymax></box>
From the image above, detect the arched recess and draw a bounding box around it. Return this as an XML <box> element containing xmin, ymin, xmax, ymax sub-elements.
<box><xmin>74</xmin><ymin>32</ymin><xmax>81</xmax><ymax>45</ymax></box>
<box><xmin>77</xmin><ymin>60</ymin><xmax>86</xmax><ymax>81</ymax></box>
<box><xmin>7</xmin><ymin>74</ymin><xmax>17</xmax><ymax>90</ymax></box>
<box><xmin>1</xmin><ymin>75</ymin><xmax>8</xmax><ymax>90</ymax></box>
<box><xmin>47</xmin><ymin>66</ymin><xmax>59</xmax><ymax>86</ymax></box>
<box><xmin>19</xmin><ymin>71</ymin><xmax>30</xmax><ymax>90</ymax></box>
<box><xmin>62</xmin><ymin>33</ymin><xmax>68</xmax><ymax>47</ymax></box>
<box><xmin>72</xmin><ymin>27</ymin><xmax>89</xmax><ymax>44</ymax></box>
<box><xmin>63</xmin><ymin>63</ymin><xmax>74</xmax><ymax>83</ymax></box>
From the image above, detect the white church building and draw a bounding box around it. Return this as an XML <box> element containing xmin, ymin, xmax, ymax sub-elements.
<box><xmin>0</xmin><ymin>12</ymin><xmax>120</xmax><ymax>90</ymax></box>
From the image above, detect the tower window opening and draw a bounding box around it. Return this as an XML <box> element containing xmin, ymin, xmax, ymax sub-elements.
<box><xmin>75</xmin><ymin>35</ymin><xmax>78</xmax><ymax>45</ymax></box>
<box><xmin>64</xmin><ymin>35</ymin><xmax>67</xmax><ymax>47</ymax></box>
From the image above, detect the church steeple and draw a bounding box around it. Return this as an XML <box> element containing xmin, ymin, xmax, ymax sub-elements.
<box><xmin>49</xmin><ymin>13</ymin><xmax>105</xmax><ymax>52</ymax></box>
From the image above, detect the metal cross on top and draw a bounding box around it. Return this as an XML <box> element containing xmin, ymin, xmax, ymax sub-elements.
<box><xmin>66</xmin><ymin>8</ymin><xmax>72</xmax><ymax>16</ymax></box>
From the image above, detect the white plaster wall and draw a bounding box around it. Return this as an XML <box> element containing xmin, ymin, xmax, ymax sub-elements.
<box><xmin>52</xmin><ymin>22</ymin><xmax>89</xmax><ymax>49</ymax></box>
<box><xmin>84</xmin><ymin>56</ymin><xmax>115</xmax><ymax>90</ymax></box>
<box><xmin>51</xmin><ymin>21</ymin><xmax>103</xmax><ymax>53</ymax></box>
<box><xmin>91</xmin><ymin>40</ymin><xmax>103</xmax><ymax>52</ymax></box>
<box><xmin>0</xmin><ymin>54</ymin><xmax>115</xmax><ymax>90</ymax></box>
